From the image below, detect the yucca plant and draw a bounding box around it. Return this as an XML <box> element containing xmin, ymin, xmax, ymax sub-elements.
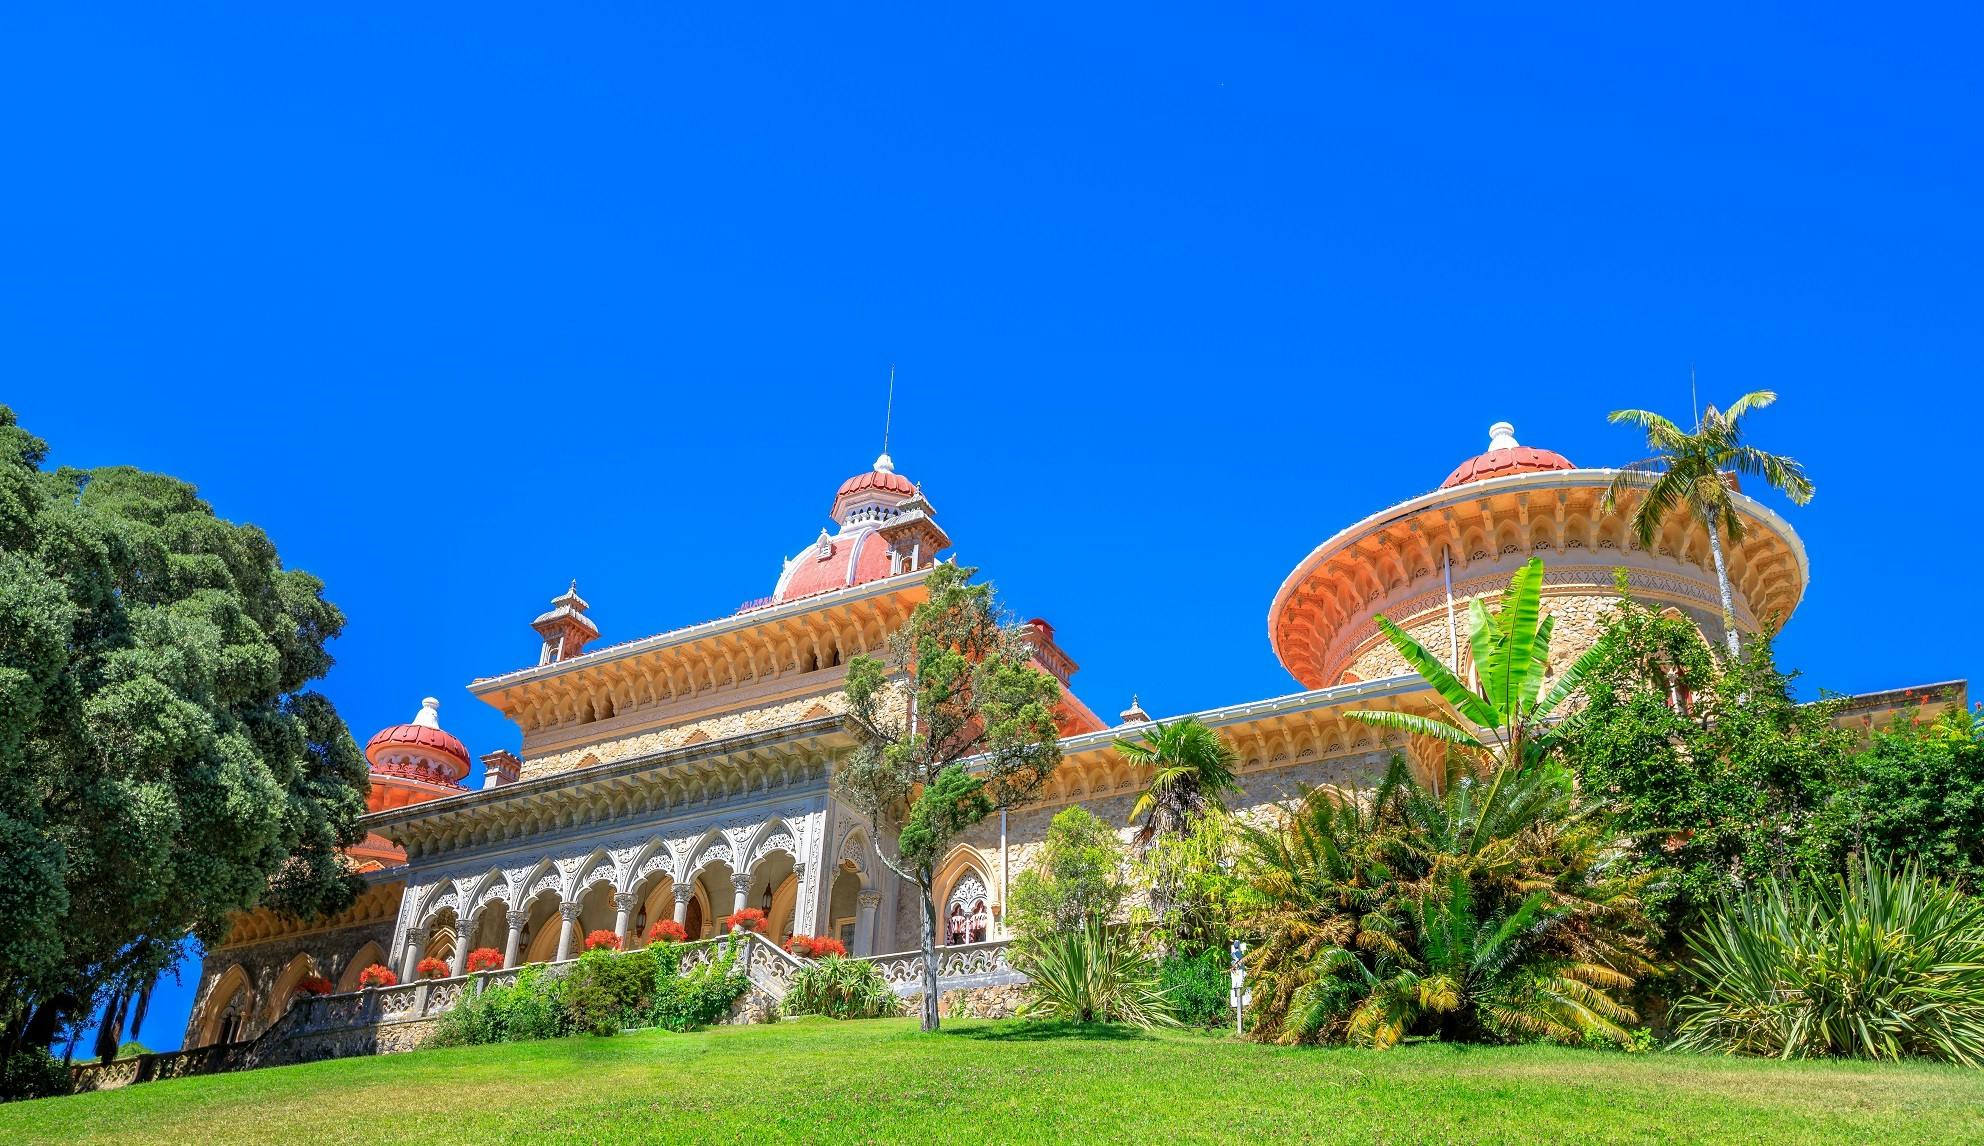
<box><xmin>1672</xmin><ymin>858</ymin><xmax>1984</xmax><ymax>1065</ymax></box>
<box><xmin>1015</xmin><ymin>920</ymin><xmax>1179</xmax><ymax>1028</ymax></box>
<box><xmin>782</xmin><ymin>956</ymin><xmax>896</xmax><ymax>1020</ymax></box>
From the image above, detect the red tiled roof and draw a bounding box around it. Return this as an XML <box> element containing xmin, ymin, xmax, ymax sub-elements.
<box><xmin>365</xmin><ymin>722</ymin><xmax>471</xmax><ymax>780</ymax></box>
<box><xmin>1439</xmin><ymin>445</ymin><xmax>1577</xmax><ymax>488</ymax></box>
<box><xmin>776</xmin><ymin>528</ymin><xmax>895</xmax><ymax>603</ymax></box>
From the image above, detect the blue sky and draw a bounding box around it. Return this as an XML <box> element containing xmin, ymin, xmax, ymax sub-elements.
<box><xmin>6</xmin><ymin>4</ymin><xmax>1979</xmax><ymax>1052</ymax></box>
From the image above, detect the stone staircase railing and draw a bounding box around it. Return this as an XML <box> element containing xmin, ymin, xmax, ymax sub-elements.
<box><xmin>856</xmin><ymin>939</ymin><xmax>1023</xmax><ymax>996</ymax></box>
<box><xmin>71</xmin><ymin>938</ymin><xmax>738</xmax><ymax>1093</ymax></box>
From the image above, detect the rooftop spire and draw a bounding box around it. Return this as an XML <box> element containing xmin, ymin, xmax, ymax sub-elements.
<box><xmin>876</xmin><ymin>364</ymin><xmax>896</xmax><ymax>474</ymax></box>
<box><xmin>1488</xmin><ymin>421</ymin><xmax>1520</xmax><ymax>451</ymax></box>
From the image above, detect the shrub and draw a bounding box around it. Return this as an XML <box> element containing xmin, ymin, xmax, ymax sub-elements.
<box><xmin>293</xmin><ymin>975</ymin><xmax>334</xmax><ymax>998</ymax></box>
<box><xmin>645</xmin><ymin>919</ymin><xmax>689</xmax><ymax>945</ymax></box>
<box><xmin>1007</xmin><ymin>806</ymin><xmax>1127</xmax><ymax>944</ymax></box>
<box><xmin>356</xmin><ymin>964</ymin><xmax>397</xmax><ymax>988</ymax></box>
<box><xmin>1016</xmin><ymin>920</ymin><xmax>1177</xmax><ymax>1028</ymax></box>
<box><xmin>465</xmin><ymin>947</ymin><xmax>504</xmax><ymax>973</ymax></box>
<box><xmin>1672</xmin><ymin>857</ymin><xmax>1984</xmax><ymax>1065</ymax></box>
<box><xmin>723</xmin><ymin>907</ymin><xmax>768</xmax><ymax>934</ymax></box>
<box><xmin>651</xmin><ymin>949</ymin><xmax>750</xmax><ymax>1031</ymax></box>
<box><xmin>784</xmin><ymin>957</ymin><xmax>894</xmax><ymax>1019</ymax></box>
<box><xmin>431</xmin><ymin>964</ymin><xmax>568</xmax><ymax>1047</ymax></box>
<box><xmin>432</xmin><ymin>947</ymin><xmax>750</xmax><ymax>1046</ymax></box>
<box><xmin>1157</xmin><ymin>947</ymin><xmax>1229</xmax><ymax>1028</ymax></box>
<box><xmin>785</xmin><ymin>934</ymin><xmax>848</xmax><ymax>959</ymax></box>
<box><xmin>415</xmin><ymin>956</ymin><xmax>451</xmax><ymax>979</ymax></box>
<box><xmin>584</xmin><ymin>930</ymin><xmax>623</xmax><ymax>953</ymax></box>
<box><xmin>0</xmin><ymin>1047</ymin><xmax>72</xmax><ymax>1102</ymax></box>
<box><xmin>565</xmin><ymin>947</ymin><xmax>658</xmax><ymax>1035</ymax></box>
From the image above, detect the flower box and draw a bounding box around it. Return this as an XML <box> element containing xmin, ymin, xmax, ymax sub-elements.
<box><xmin>356</xmin><ymin>964</ymin><xmax>398</xmax><ymax>989</ymax></box>
<box><xmin>723</xmin><ymin>908</ymin><xmax>768</xmax><ymax>934</ymax></box>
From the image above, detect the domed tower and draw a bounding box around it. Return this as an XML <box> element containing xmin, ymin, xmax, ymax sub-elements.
<box><xmin>1267</xmin><ymin>420</ymin><xmax>1808</xmax><ymax>690</ymax></box>
<box><xmin>769</xmin><ymin>452</ymin><xmax>952</xmax><ymax>605</ymax></box>
<box><xmin>347</xmin><ymin>697</ymin><xmax>472</xmax><ymax>870</ymax></box>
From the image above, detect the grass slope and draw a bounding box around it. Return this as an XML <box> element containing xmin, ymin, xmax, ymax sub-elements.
<box><xmin>5</xmin><ymin>1019</ymin><xmax>1979</xmax><ymax>1144</ymax></box>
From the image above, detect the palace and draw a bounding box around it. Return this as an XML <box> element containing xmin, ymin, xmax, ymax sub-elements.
<box><xmin>177</xmin><ymin>419</ymin><xmax>1959</xmax><ymax>1054</ymax></box>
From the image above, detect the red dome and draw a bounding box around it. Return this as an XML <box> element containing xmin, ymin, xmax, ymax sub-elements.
<box><xmin>774</xmin><ymin>526</ymin><xmax>896</xmax><ymax>603</ymax></box>
<box><xmin>830</xmin><ymin>466</ymin><xmax>916</xmax><ymax>521</ymax></box>
<box><xmin>366</xmin><ymin>723</ymin><xmax>471</xmax><ymax>770</ymax></box>
<box><xmin>364</xmin><ymin>698</ymin><xmax>471</xmax><ymax>784</ymax></box>
<box><xmin>1439</xmin><ymin>422</ymin><xmax>1576</xmax><ymax>488</ymax></box>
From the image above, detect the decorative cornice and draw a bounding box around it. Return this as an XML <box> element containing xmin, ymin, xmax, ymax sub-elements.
<box><xmin>364</xmin><ymin>717</ymin><xmax>848</xmax><ymax>862</ymax></box>
<box><xmin>470</xmin><ymin>573</ymin><xmax>930</xmax><ymax>737</ymax></box>
<box><xmin>1267</xmin><ymin>469</ymin><xmax>1809</xmax><ymax>689</ymax></box>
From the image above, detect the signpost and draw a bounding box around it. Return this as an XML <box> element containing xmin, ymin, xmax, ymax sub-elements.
<box><xmin>1229</xmin><ymin>940</ymin><xmax>1249</xmax><ymax>1037</ymax></box>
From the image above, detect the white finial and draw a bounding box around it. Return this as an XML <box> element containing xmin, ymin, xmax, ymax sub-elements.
<box><xmin>874</xmin><ymin>451</ymin><xmax>894</xmax><ymax>474</ymax></box>
<box><xmin>413</xmin><ymin>697</ymin><xmax>442</xmax><ymax>729</ymax></box>
<box><xmin>1488</xmin><ymin>421</ymin><xmax>1519</xmax><ymax>451</ymax></box>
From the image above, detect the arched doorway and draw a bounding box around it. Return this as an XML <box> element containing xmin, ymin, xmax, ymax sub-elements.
<box><xmin>829</xmin><ymin>862</ymin><xmax>863</xmax><ymax>952</ymax></box>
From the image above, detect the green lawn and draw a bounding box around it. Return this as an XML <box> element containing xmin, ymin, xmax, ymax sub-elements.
<box><xmin>5</xmin><ymin>1018</ymin><xmax>1979</xmax><ymax>1144</ymax></box>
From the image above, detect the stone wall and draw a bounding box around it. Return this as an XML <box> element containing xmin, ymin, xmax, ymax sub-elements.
<box><xmin>1340</xmin><ymin>590</ymin><xmax>1724</xmax><ymax>689</ymax></box>
<box><xmin>182</xmin><ymin>914</ymin><xmax>399</xmax><ymax>1049</ymax></box>
<box><xmin>1332</xmin><ymin>566</ymin><xmax>1732</xmax><ymax>688</ymax></box>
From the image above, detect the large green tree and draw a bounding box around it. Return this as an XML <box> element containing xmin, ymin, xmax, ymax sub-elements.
<box><xmin>1555</xmin><ymin>587</ymin><xmax>1855</xmax><ymax>949</ymax></box>
<box><xmin>838</xmin><ymin>561</ymin><xmax>1062</xmax><ymax>1031</ymax></box>
<box><xmin>0</xmin><ymin>407</ymin><xmax>368</xmax><ymax>1066</ymax></box>
<box><xmin>1603</xmin><ymin>391</ymin><xmax>1814</xmax><ymax>657</ymax></box>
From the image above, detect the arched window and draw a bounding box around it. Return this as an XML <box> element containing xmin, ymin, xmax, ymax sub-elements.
<box><xmin>945</xmin><ymin>874</ymin><xmax>989</xmax><ymax>945</ymax></box>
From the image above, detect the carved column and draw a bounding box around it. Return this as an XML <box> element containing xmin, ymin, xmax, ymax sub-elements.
<box><xmin>504</xmin><ymin>909</ymin><xmax>527</xmax><ymax>968</ymax></box>
<box><xmin>554</xmin><ymin>902</ymin><xmax>581</xmax><ymax>962</ymax></box>
<box><xmin>449</xmin><ymin>928</ymin><xmax>471</xmax><ymax>977</ymax></box>
<box><xmin>399</xmin><ymin>927</ymin><xmax>429</xmax><ymax>981</ymax></box>
<box><xmin>855</xmin><ymin>889</ymin><xmax>882</xmax><ymax>957</ymax></box>
<box><xmin>673</xmin><ymin>884</ymin><xmax>693</xmax><ymax>929</ymax></box>
<box><xmin>729</xmin><ymin>873</ymin><xmax>751</xmax><ymax>923</ymax></box>
<box><xmin>613</xmin><ymin>892</ymin><xmax>637</xmax><ymax>943</ymax></box>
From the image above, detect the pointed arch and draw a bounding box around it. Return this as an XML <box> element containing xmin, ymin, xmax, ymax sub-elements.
<box><xmin>621</xmin><ymin>836</ymin><xmax>676</xmax><ymax>893</ymax></box>
<box><xmin>194</xmin><ymin>964</ymin><xmax>255</xmax><ymax>1048</ymax></box>
<box><xmin>338</xmin><ymin>941</ymin><xmax>388</xmax><ymax>992</ymax></box>
<box><xmin>512</xmin><ymin>858</ymin><xmax>561</xmax><ymax>908</ymax></box>
<box><xmin>463</xmin><ymin>866</ymin><xmax>510</xmax><ymax>916</ymax></box>
<box><xmin>564</xmin><ymin>846</ymin><xmax>616</xmax><ymax>900</ymax></box>
<box><xmin>265</xmin><ymin>953</ymin><xmax>321</xmax><ymax>1024</ymax></box>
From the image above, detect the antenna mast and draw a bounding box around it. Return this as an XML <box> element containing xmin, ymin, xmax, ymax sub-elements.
<box><xmin>882</xmin><ymin>364</ymin><xmax>895</xmax><ymax>457</ymax></box>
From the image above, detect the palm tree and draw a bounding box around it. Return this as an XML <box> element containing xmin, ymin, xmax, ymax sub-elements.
<box><xmin>1116</xmin><ymin>717</ymin><xmax>1241</xmax><ymax>850</ymax></box>
<box><xmin>1603</xmin><ymin>391</ymin><xmax>1814</xmax><ymax>658</ymax></box>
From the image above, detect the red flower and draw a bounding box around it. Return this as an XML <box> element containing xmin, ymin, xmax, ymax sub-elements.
<box><xmin>584</xmin><ymin>929</ymin><xmax>624</xmax><ymax>952</ymax></box>
<box><xmin>645</xmin><ymin>919</ymin><xmax>689</xmax><ymax>945</ymax></box>
<box><xmin>293</xmin><ymin>975</ymin><xmax>334</xmax><ymax>997</ymax></box>
<box><xmin>784</xmin><ymin>934</ymin><xmax>848</xmax><ymax>959</ymax></box>
<box><xmin>357</xmin><ymin>964</ymin><xmax>398</xmax><ymax>989</ymax></box>
<box><xmin>722</xmin><ymin>908</ymin><xmax>769</xmax><ymax>934</ymax></box>
<box><xmin>465</xmin><ymin>947</ymin><xmax>505</xmax><ymax>973</ymax></box>
<box><xmin>415</xmin><ymin>956</ymin><xmax>451</xmax><ymax>979</ymax></box>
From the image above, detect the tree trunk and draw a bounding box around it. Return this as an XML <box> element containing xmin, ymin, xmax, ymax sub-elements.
<box><xmin>1704</xmin><ymin>505</ymin><xmax>1741</xmax><ymax>659</ymax></box>
<box><xmin>916</xmin><ymin>867</ymin><xmax>941</xmax><ymax>1032</ymax></box>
